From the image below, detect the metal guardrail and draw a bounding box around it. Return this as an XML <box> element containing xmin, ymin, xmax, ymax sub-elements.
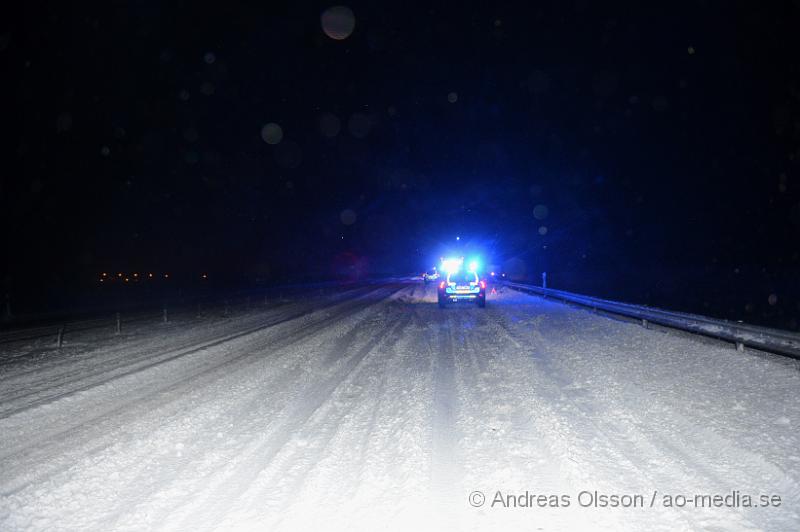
<box><xmin>500</xmin><ymin>280</ymin><xmax>800</xmax><ymax>360</ymax></box>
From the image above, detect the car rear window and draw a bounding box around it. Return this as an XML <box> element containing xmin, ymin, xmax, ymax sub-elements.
<box><xmin>449</xmin><ymin>272</ymin><xmax>478</xmax><ymax>284</ymax></box>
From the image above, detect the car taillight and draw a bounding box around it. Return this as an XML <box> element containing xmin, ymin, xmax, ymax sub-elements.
<box><xmin>480</xmin><ymin>280</ymin><xmax>486</xmax><ymax>289</ymax></box>
<box><xmin>439</xmin><ymin>281</ymin><xmax>445</xmax><ymax>289</ymax></box>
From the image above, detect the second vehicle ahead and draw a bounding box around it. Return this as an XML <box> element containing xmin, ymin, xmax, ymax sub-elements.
<box><xmin>422</xmin><ymin>268</ymin><xmax>440</xmax><ymax>283</ymax></box>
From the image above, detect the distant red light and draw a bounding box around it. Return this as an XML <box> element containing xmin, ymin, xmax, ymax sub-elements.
<box><xmin>439</xmin><ymin>281</ymin><xmax>445</xmax><ymax>289</ymax></box>
<box><xmin>480</xmin><ymin>281</ymin><xmax>486</xmax><ymax>289</ymax></box>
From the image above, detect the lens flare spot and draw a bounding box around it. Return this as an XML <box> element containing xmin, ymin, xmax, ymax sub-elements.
<box><xmin>321</xmin><ymin>6</ymin><xmax>356</xmax><ymax>41</ymax></box>
<box><xmin>340</xmin><ymin>209</ymin><xmax>357</xmax><ymax>225</ymax></box>
<box><xmin>261</xmin><ymin>123</ymin><xmax>283</xmax><ymax>145</ymax></box>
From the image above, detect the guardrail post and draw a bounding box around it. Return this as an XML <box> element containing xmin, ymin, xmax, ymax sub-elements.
<box><xmin>115</xmin><ymin>312</ymin><xmax>121</xmax><ymax>335</ymax></box>
<box><xmin>736</xmin><ymin>341</ymin><xmax>745</xmax><ymax>352</ymax></box>
<box><xmin>224</xmin><ymin>300</ymin><xmax>230</xmax><ymax>316</ymax></box>
<box><xmin>163</xmin><ymin>306</ymin><xmax>168</xmax><ymax>323</ymax></box>
<box><xmin>57</xmin><ymin>325</ymin><xmax>65</xmax><ymax>348</ymax></box>
<box><xmin>642</xmin><ymin>318</ymin><xmax>649</xmax><ymax>329</ymax></box>
<box><xmin>542</xmin><ymin>272</ymin><xmax>547</xmax><ymax>289</ymax></box>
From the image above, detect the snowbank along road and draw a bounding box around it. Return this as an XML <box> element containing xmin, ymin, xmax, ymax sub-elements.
<box><xmin>1</xmin><ymin>281</ymin><xmax>799</xmax><ymax>531</ymax></box>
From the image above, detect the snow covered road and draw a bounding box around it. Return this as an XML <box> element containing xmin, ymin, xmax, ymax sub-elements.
<box><xmin>1</xmin><ymin>281</ymin><xmax>799</xmax><ymax>531</ymax></box>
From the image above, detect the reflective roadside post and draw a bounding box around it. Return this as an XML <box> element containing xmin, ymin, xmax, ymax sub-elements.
<box><xmin>542</xmin><ymin>271</ymin><xmax>547</xmax><ymax>299</ymax></box>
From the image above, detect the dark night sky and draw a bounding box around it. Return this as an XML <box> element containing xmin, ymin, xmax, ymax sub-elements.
<box><xmin>3</xmin><ymin>1</ymin><xmax>800</xmax><ymax>328</ymax></box>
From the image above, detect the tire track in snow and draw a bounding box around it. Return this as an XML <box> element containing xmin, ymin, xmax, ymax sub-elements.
<box><xmin>259</xmin><ymin>296</ymin><xmax>445</xmax><ymax>531</ymax></box>
<box><xmin>0</xmin><ymin>286</ymin><xmax>376</xmax><ymax>415</ymax></box>
<box><xmin>0</xmin><ymin>285</ymin><xmax>404</xmax><ymax>495</ymax></box>
<box><xmin>157</xmin><ymin>299</ymin><xmax>413</xmax><ymax>531</ymax></box>
<box><xmin>448</xmin><ymin>299</ymin><xmax>628</xmax><ymax>530</ymax></box>
<box><xmin>221</xmin><ymin>311</ymin><xmax>417</xmax><ymax>531</ymax></box>
<box><xmin>427</xmin><ymin>306</ymin><xmax>464</xmax><ymax>528</ymax></box>
<box><xmin>100</xmin><ymin>289</ymin><xmax>410</xmax><ymax>530</ymax></box>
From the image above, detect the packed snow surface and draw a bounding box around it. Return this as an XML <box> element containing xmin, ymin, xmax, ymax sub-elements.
<box><xmin>1</xmin><ymin>281</ymin><xmax>799</xmax><ymax>531</ymax></box>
